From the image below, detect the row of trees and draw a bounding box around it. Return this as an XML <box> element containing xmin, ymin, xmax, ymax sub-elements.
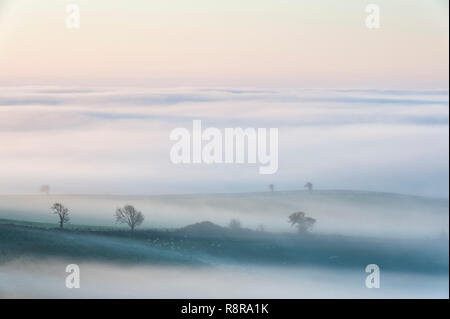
<box><xmin>52</xmin><ymin>203</ymin><xmax>316</xmax><ymax>234</ymax></box>
<box><xmin>51</xmin><ymin>203</ymin><xmax>144</xmax><ymax>231</ymax></box>
<box><xmin>228</xmin><ymin>211</ymin><xmax>316</xmax><ymax>234</ymax></box>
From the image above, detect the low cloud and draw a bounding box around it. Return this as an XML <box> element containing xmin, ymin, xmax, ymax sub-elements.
<box><xmin>0</xmin><ymin>87</ymin><xmax>448</xmax><ymax>197</ymax></box>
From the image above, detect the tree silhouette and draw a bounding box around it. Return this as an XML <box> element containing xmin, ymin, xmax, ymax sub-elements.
<box><xmin>228</xmin><ymin>218</ymin><xmax>241</xmax><ymax>230</ymax></box>
<box><xmin>40</xmin><ymin>185</ymin><xmax>50</xmax><ymax>195</ymax></box>
<box><xmin>288</xmin><ymin>211</ymin><xmax>316</xmax><ymax>234</ymax></box>
<box><xmin>115</xmin><ymin>205</ymin><xmax>144</xmax><ymax>231</ymax></box>
<box><xmin>51</xmin><ymin>203</ymin><xmax>69</xmax><ymax>229</ymax></box>
<box><xmin>304</xmin><ymin>182</ymin><xmax>313</xmax><ymax>192</ymax></box>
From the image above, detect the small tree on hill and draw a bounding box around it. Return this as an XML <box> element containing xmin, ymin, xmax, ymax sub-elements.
<box><xmin>288</xmin><ymin>211</ymin><xmax>316</xmax><ymax>234</ymax></box>
<box><xmin>304</xmin><ymin>182</ymin><xmax>313</xmax><ymax>192</ymax></box>
<box><xmin>40</xmin><ymin>185</ymin><xmax>50</xmax><ymax>195</ymax></box>
<box><xmin>115</xmin><ymin>205</ymin><xmax>144</xmax><ymax>231</ymax></box>
<box><xmin>228</xmin><ymin>218</ymin><xmax>241</xmax><ymax>230</ymax></box>
<box><xmin>51</xmin><ymin>203</ymin><xmax>70</xmax><ymax>229</ymax></box>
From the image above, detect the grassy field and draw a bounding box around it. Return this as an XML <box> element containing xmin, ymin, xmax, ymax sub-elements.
<box><xmin>1</xmin><ymin>190</ymin><xmax>448</xmax><ymax>298</ymax></box>
<box><xmin>0</xmin><ymin>218</ymin><xmax>447</xmax><ymax>275</ymax></box>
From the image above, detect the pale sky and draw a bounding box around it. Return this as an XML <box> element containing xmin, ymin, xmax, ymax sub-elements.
<box><xmin>0</xmin><ymin>0</ymin><xmax>448</xmax><ymax>88</ymax></box>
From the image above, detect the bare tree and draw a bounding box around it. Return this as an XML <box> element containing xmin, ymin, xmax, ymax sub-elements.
<box><xmin>228</xmin><ymin>218</ymin><xmax>241</xmax><ymax>230</ymax></box>
<box><xmin>51</xmin><ymin>203</ymin><xmax>69</xmax><ymax>229</ymax></box>
<box><xmin>288</xmin><ymin>211</ymin><xmax>316</xmax><ymax>234</ymax></box>
<box><xmin>269</xmin><ymin>184</ymin><xmax>275</xmax><ymax>193</ymax></box>
<box><xmin>115</xmin><ymin>205</ymin><xmax>144</xmax><ymax>231</ymax></box>
<box><xmin>304</xmin><ymin>182</ymin><xmax>313</xmax><ymax>192</ymax></box>
<box><xmin>40</xmin><ymin>185</ymin><xmax>50</xmax><ymax>195</ymax></box>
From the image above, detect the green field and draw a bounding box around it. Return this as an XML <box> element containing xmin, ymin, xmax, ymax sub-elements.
<box><xmin>1</xmin><ymin>190</ymin><xmax>448</xmax><ymax>298</ymax></box>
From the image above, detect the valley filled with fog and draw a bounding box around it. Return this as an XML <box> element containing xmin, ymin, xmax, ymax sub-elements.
<box><xmin>0</xmin><ymin>190</ymin><xmax>448</xmax><ymax>298</ymax></box>
<box><xmin>0</xmin><ymin>87</ymin><xmax>448</xmax><ymax>298</ymax></box>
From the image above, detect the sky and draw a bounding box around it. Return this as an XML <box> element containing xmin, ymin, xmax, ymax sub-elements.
<box><xmin>0</xmin><ymin>0</ymin><xmax>448</xmax><ymax>88</ymax></box>
<box><xmin>0</xmin><ymin>1</ymin><xmax>448</xmax><ymax>197</ymax></box>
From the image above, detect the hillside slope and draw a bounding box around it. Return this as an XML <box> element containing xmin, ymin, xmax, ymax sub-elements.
<box><xmin>0</xmin><ymin>190</ymin><xmax>447</xmax><ymax>238</ymax></box>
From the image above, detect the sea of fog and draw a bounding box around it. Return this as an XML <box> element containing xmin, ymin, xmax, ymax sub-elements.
<box><xmin>0</xmin><ymin>87</ymin><xmax>448</xmax><ymax>298</ymax></box>
<box><xmin>0</xmin><ymin>259</ymin><xmax>447</xmax><ymax>298</ymax></box>
<box><xmin>0</xmin><ymin>87</ymin><xmax>448</xmax><ymax>197</ymax></box>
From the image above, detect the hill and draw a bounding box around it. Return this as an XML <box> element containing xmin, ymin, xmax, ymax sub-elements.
<box><xmin>0</xmin><ymin>190</ymin><xmax>448</xmax><ymax>239</ymax></box>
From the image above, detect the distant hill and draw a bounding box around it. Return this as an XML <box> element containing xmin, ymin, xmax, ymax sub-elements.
<box><xmin>178</xmin><ymin>221</ymin><xmax>227</xmax><ymax>235</ymax></box>
<box><xmin>0</xmin><ymin>190</ymin><xmax>448</xmax><ymax>238</ymax></box>
<box><xmin>0</xmin><ymin>221</ymin><xmax>448</xmax><ymax>277</ymax></box>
